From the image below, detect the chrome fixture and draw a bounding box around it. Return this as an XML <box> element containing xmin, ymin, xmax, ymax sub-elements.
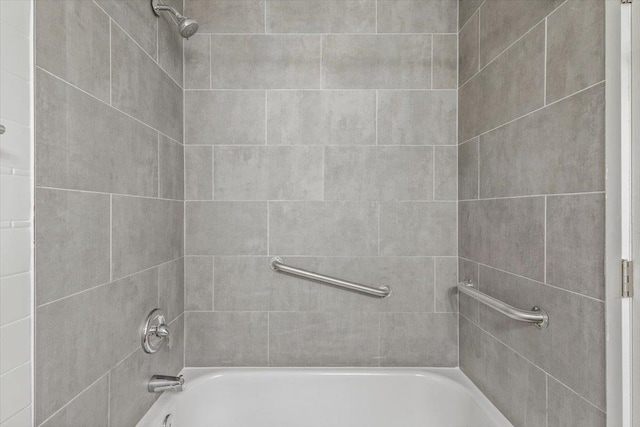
<box><xmin>0</xmin><ymin>124</ymin><xmax>5</xmax><ymax>134</ymax></box>
<box><xmin>141</xmin><ymin>309</ymin><xmax>172</xmax><ymax>353</ymax></box>
<box><xmin>457</xmin><ymin>280</ymin><xmax>549</xmax><ymax>329</ymax></box>
<box><xmin>148</xmin><ymin>375</ymin><xmax>185</xmax><ymax>393</ymax></box>
<box><xmin>151</xmin><ymin>0</ymin><xmax>198</xmax><ymax>39</ymax></box>
<box><xmin>269</xmin><ymin>256</ymin><xmax>391</xmax><ymax>298</ymax></box>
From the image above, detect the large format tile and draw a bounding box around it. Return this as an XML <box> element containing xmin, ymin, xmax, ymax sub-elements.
<box><xmin>185</xmin><ymin>202</ymin><xmax>268</xmax><ymax>255</ymax></box>
<box><xmin>214</xmin><ymin>256</ymin><xmax>433</xmax><ymax>312</ymax></box>
<box><xmin>380</xmin><ymin>313</ymin><xmax>457</xmax><ymax>367</ymax></box>
<box><xmin>185</xmin><ymin>146</ymin><xmax>213</xmax><ymax>200</ymax></box>
<box><xmin>211</xmin><ymin>35</ymin><xmax>321</xmax><ymax>89</ymax></box>
<box><xmin>185</xmin><ymin>90</ymin><xmax>265</xmax><ymax>145</ymax></box>
<box><xmin>111</xmin><ymin>196</ymin><xmax>183</xmax><ymax>279</ymax></box>
<box><xmin>324</xmin><ymin>146</ymin><xmax>432</xmax><ymax>201</ymax></box>
<box><xmin>459</xmin><ymin>198</ymin><xmax>544</xmax><ymax>281</ymax></box>
<box><xmin>458</xmin><ymin>11</ymin><xmax>479</xmax><ymax>85</ymax></box>
<box><xmin>323</xmin><ymin>35</ymin><xmax>431</xmax><ymax>89</ymax></box>
<box><xmin>159</xmin><ymin>135</ymin><xmax>184</xmax><ymax>200</ymax></box>
<box><xmin>377</xmin><ymin>91</ymin><xmax>456</xmax><ymax>146</ymax></box>
<box><xmin>458</xmin><ymin>22</ymin><xmax>545</xmax><ymax>142</ymax></box>
<box><xmin>477</xmin><ymin>265</ymin><xmax>606</xmax><ymax>410</ymax></box>
<box><xmin>35</xmin><ymin>0</ymin><xmax>110</xmax><ymax>102</ymax></box>
<box><xmin>269</xmin><ymin>202</ymin><xmax>378</xmax><ymax>256</ymax></box>
<box><xmin>459</xmin><ymin>0</ymin><xmax>482</xmax><ymax>29</ymax></box>
<box><xmin>95</xmin><ymin>0</ymin><xmax>157</xmax><ymax>59</ymax></box>
<box><xmin>377</xmin><ymin>0</ymin><xmax>456</xmax><ymax>33</ymax></box>
<box><xmin>379</xmin><ymin>202</ymin><xmax>457</xmax><ymax>256</ymax></box>
<box><xmin>35</xmin><ymin>269</ymin><xmax>157</xmax><ymax>424</ymax></box>
<box><xmin>185</xmin><ymin>312</ymin><xmax>268</xmax><ymax>366</ymax></box>
<box><xmin>547</xmin><ymin>377</ymin><xmax>606</xmax><ymax>427</ymax></box>
<box><xmin>457</xmin><ymin>138</ymin><xmax>478</xmax><ymax>200</ymax></box>
<box><xmin>186</xmin><ymin>0</ymin><xmax>265</xmax><ymax>33</ymax></box>
<box><xmin>111</xmin><ymin>25</ymin><xmax>183</xmax><ymax>141</ymax></box>
<box><xmin>435</xmin><ymin>257</ymin><xmax>458</xmax><ymax>313</ymax></box>
<box><xmin>158</xmin><ymin>257</ymin><xmax>185</xmax><ymax>323</ymax></box>
<box><xmin>184</xmin><ymin>35</ymin><xmax>210</xmax><ymax>89</ymax></box>
<box><xmin>214</xmin><ymin>146</ymin><xmax>323</xmax><ymax>200</ymax></box>
<box><xmin>269</xmin><ymin>312</ymin><xmax>378</xmax><ymax>366</ymax></box>
<box><xmin>267</xmin><ymin>90</ymin><xmax>375</xmax><ymax>146</ymax></box>
<box><xmin>158</xmin><ymin>0</ymin><xmax>184</xmax><ymax>85</ymax></box>
<box><xmin>478</xmin><ymin>84</ymin><xmax>605</xmax><ymax>197</ymax></box>
<box><xmin>185</xmin><ymin>256</ymin><xmax>213</xmax><ymax>311</ymax></box>
<box><xmin>267</xmin><ymin>0</ymin><xmax>375</xmax><ymax>33</ymax></box>
<box><xmin>480</xmin><ymin>0</ymin><xmax>561</xmax><ymax>67</ymax></box>
<box><xmin>40</xmin><ymin>376</ymin><xmax>109</xmax><ymax>427</ymax></box>
<box><xmin>459</xmin><ymin>317</ymin><xmax>547</xmax><ymax>426</ymax></box>
<box><xmin>546</xmin><ymin>0</ymin><xmax>605</xmax><ymax>103</ymax></box>
<box><xmin>36</xmin><ymin>69</ymin><xmax>158</xmax><ymax>196</ymax></box>
<box><xmin>547</xmin><ymin>194</ymin><xmax>605</xmax><ymax>300</ymax></box>
<box><xmin>35</xmin><ymin>189</ymin><xmax>110</xmax><ymax>305</ymax></box>
<box><xmin>432</xmin><ymin>35</ymin><xmax>457</xmax><ymax>90</ymax></box>
<box><xmin>434</xmin><ymin>146</ymin><xmax>457</xmax><ymax>201</ymax></box>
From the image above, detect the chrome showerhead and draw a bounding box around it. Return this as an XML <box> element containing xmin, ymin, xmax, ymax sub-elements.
<box><xmin>151</xmin><ymin>0</ymin><xmax>199</xmax><ymax>39</ymax></box>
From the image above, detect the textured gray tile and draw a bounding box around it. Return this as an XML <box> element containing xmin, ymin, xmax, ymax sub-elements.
<box><xmin>158</xmin><ymin>0</ymin><xmax>184</xmax><ymax>85</ymax></box>
<box><xmin>378</xmin><ymin>90</ymin><xmax>456</xmax><ymax>146</ymax></box>
<box><xmin>435</xmin><ymin>257</ymin><xmax>457</xmax><ymax>313</ymax></box>
<box><xmin>432</xmin><ymin>34</ymin><xmax>457</xmax><ymax>90</ymax></box>
<box><xmin>479</xmin><ymin>84</ymin><xmax>605</xmax><ymax>197</ymax></box>
<box><xmin>214</xmin><ymin>256</ymin><xmax>433</xmax><ymax>312</ymax></box>
<box><xmin>269</xmin><ymin>312</ymin><xmax>379</xmax><ymax>366</ymax></box>
<box><xmin>324</xmin><ymin>146</ymin><xmax>433</xmax><ymax>201</ymax></box>
<box><xmin>211</xmin><ymin>35</ymin><xmax>321</xmax><ymax>89</ymax></box>
<box><xmin>480</xmin><ymin>0</ymin><xmax>561</xmax><ymax>67</ymax></box>
<box><xmin>546</xmin><ymin>0</ymin><xmax>605</xmax><ymax>103</ymax></box>
<box><xmin>459</xmin><ymin>198</ymin><xmax>544</xmax><ymax>281</ymax></box>
<box><xmin>159</xmin><ymin>135</ymin><xmax>184</xmax><ymax>200</ymax></box>
<box><xmin>186</xmin><ymin>0</ymin><xmax>265</xmax><ymax>33</ymax></box>
<box><xmin>269</xmin><ymin>202</ymin><xmax>378</xmax><ymax>256</ymax></box>
<box><xmin>377</xmin><ymin>0</ymin><xmax>457</xmax><ymax>33</ymax></box>
<box><xmin>109</xmin><ymin>316</ymin><xmax>183</xmax><ymax>427</ymax></box>
<box><xmin>35</xmin><ymin>269</ymin><xmax>157</xmax><ymax>424</ymax></box>
<box><xmin>214</xmin><ymin>146</ymin><xmax>323</xmax><ymax>200</ymax></box>
<box><xmin>35</xmin><ymin>0</ymin><xmax>110</xmax><ymax>102</ymax></box>
<box><xmin>95</xmin><ymin>0</ymin><xmax>157</xmax><ymax>59</ymax></box>
<box><xmin>434</xmin><ymin>146</ymin><xmax>457</xmax><ymax>200</ymax></box>
<box><xmin>323</xmin><ymin>35</ymin><xmax>431</xmax><ymax>89</ymax></box>
<box><xmin>477</xmin><ymin>265</ymin><xmax>606</xmax><ymax>410</ymax></box>
<box><xmin>185</xmin><ymin>146</ymin><xmax>213</xmax><ymax>200</ymax></box>
<box><xmin>111</xmin><ymin>196</ymin><xmax>183</xmax><ymax>279</ymax></box>
<box><xmin>185</xmin><ymin>312</ymin><xmax>268</xmax><ymax>366</ymax></box>
<box><xmin>547</xmin><ymin>194</ymin><xmax>605</xmax><ymax>300</ymax></box>
<box><xmin>380</xmin><ymin>313</ymin><xmax>457</xmax><ymax>367</ymax></box>
<box><xmin>40</xmin><ymin>375</ymin><xmax>109</xmax><ymax>427</ymax></box>
<box><xmin>459</xmin><ymin>317</ymin><xmax>547</xmax><ymax>427</ymax></box>
<box><xmin>458</xmin><ymin>258</ymin><xmax>479</xmax><ymax>323</ymax></box>
<box><xmin>547</xmin><ymin>377</ymin><xmax>606</xmax><ymax>427</ymax></box>
<box><xmin>458</xmin><ymin>22</ymin><xmax>545</xmax><ymax>142</ymax></box>
<box><xmin>185</xmin><ymin>90</ymin><xmax>265</xmax><ymax>145</ymax></box>
<box><xmin>185</xmin><ymin>256</ymin><xmax>214</xmax><ymax>311</ymax></box>
<box><xmin>458</xmin><ymin>138</ymin><xmax>478</xmax><ymax>200</ymax></box>
<box><xmin>185</xmin><ymin>201</ymin><xmax>268</xmax><ymax>255</ymax></box>
<box><xmin>184</xmin><ymin>35</ymin><xmax>210</xmax><ymax>89</ymax></box>
<box><xmin>158</xmin><ymin>257</ymin><xmax>185</xmax><ymax>323</ymax></box>
<box><xmin>267</xmin><ymin>90</ymin><xmax>375</xmax><ymax>146</ymax></box>
<box><xmin>36</xmin><ymin>69</ymin><xmax>158</xmax><ymax>196</ymax></box>
<box><xmin>111</xmin><ymin>25</ymin><xmax>183</xmax><ymax>142</ymax></box>
<box><xmin>35</xmin><ymin>189</ymin><xmax>110</xmax><ymax>306</ymax></box>
<box><xmin>459</xmin><ymin>0</ymin><xmax>482</xmax><ymax>29</ymax></box>
<box><xmin>379</xmin><ymin>202</ymin><xmax>457</xmax><ymax>256</ymax></box>
<box><xmin>267</xmin><ymin>0</ymin><xmax>375</xmax><ymax>33</ymax></box>
<box><xmin>459</xmin><ymin>11</ymin><xmax>479</xmax><ymax>85</ymax></box>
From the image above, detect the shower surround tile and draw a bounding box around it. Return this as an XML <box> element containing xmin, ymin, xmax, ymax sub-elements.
<box><xmin>39</xmin><ymin>375</ymin><xmax>109</xmax><ymax>427</ymax></box>
<box><xmin>186</xmin><ymin>0</ymin><xmax>265</xmax><ymax>33</ymax></box>
<box><xmin>432</xmin><ymin>35</ymin><xmax>457</xmax><ymax>90</ymax></box>
<box><xmin>185</xmin><ymin>146</ymin><xmax>213</xmax><ymax>200</ymax></box>
<box><xmin>458</xmin><ymin>11</ymin><xmax>479</xmax><ymax>85</ymax></box>
<box><xmin>185</xmin><ymin>256</ymin><xmax>214</xmax><ymax>311</ymax></box>
<box><xmin>159</xmin><ymin>135</ymin><xmax>184</xmax><ymax>200</ymax></box>
<box><xmin>95</xmin><ymin>0</ymin><xmax>158</xmax><ymax>59</ymax></box>
<box><xmin>377</xmin><ymin>0</ymin><xmax>457</xmax><ymax>33</ymax></box>
<box><xmin>267</xmin><ymin>0</ymin><xmax>375</xmax><ymax>33</ymax></box>
<box><xmin>547</xmin><ymin>377</ymin><xmax>606</xmax><ymax>427</ymax></box>
<box><xmin>184</xmin><ymin>35</ymin><xmax>210</xmax><ymax>89</ymax></box>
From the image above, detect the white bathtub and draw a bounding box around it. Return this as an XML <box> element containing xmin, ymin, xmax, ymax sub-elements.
<box><xmin>137</xmin><ymin>368</ymin><xmax>512</xmax><ymax>427</ymax></box>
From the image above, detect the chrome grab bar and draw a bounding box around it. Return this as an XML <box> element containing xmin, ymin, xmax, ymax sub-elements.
<box><xmin>457</xmin><ymin>280</ymin><xmax>549</xmax><ymax>329</ymax></box>
<box><xmin>269</xmin><ymin>257</ymin><xmax>391</xmax><ymax>298</ymax></box>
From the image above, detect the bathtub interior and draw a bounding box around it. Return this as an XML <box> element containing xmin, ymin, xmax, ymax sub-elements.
<box><xmin>137</xmin><ymin>368</ymin><xmax>512</xmax><ymax>427</ymax></box>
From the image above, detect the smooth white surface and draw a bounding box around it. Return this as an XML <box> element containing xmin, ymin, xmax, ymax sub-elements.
<box><xmin>138</xmin><ymin>368</ymin><xmax>513</xmax><ymax>427</ymax></box>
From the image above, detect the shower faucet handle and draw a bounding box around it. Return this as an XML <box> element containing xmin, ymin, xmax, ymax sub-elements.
<box><xmin>141</xmin><ymin>309</ymin><xmax>172</xmax><ymax>353</ymax></box>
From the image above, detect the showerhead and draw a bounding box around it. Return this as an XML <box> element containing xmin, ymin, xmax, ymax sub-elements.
<box><xmin>151</xmin><ymin>0</ymin><xmax>199</xmax><ymax>39</ymax></box>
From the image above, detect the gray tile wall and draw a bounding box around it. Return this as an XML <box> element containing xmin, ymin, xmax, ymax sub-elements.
<box><xmin>458</xmin><ymin>0</ymin><xmax>606</xmax><ymax>425</ymax></box>
<box><xmin>34</xmin><ymin>0</ymin><xmax>185</xmax><ymax>425</ymax></box>
<box><xmin>183</xmin><ymin>0</ymin><xmax>459</xmax><ymax>368</ymax></box>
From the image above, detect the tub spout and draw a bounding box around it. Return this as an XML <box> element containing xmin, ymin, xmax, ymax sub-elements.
<box><xmin>148</xmin><ymin>375</ymin><xmax>185</xmax><ymax>393</ymax></box>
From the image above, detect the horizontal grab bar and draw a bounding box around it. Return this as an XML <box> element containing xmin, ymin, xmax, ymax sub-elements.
<box><xmin>457</xmin><ymin>280</ymin><xmax>549</xmax><ymax>329</ymax></box>
<box><xmin>269</xmin><ymin>257</ymin><xmax>391</xmax><ymax>298</ymax></box>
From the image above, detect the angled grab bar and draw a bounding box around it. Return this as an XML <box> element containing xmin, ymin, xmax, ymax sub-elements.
<box><xmin>269</xmin><ymin>257</ymin><xmax>391</xmax><ymax>298</ymax></box>
<box><xmin>457</xmin><ymin>280</ymin><xmax>549</xmax><ymax>329</ymax></box>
